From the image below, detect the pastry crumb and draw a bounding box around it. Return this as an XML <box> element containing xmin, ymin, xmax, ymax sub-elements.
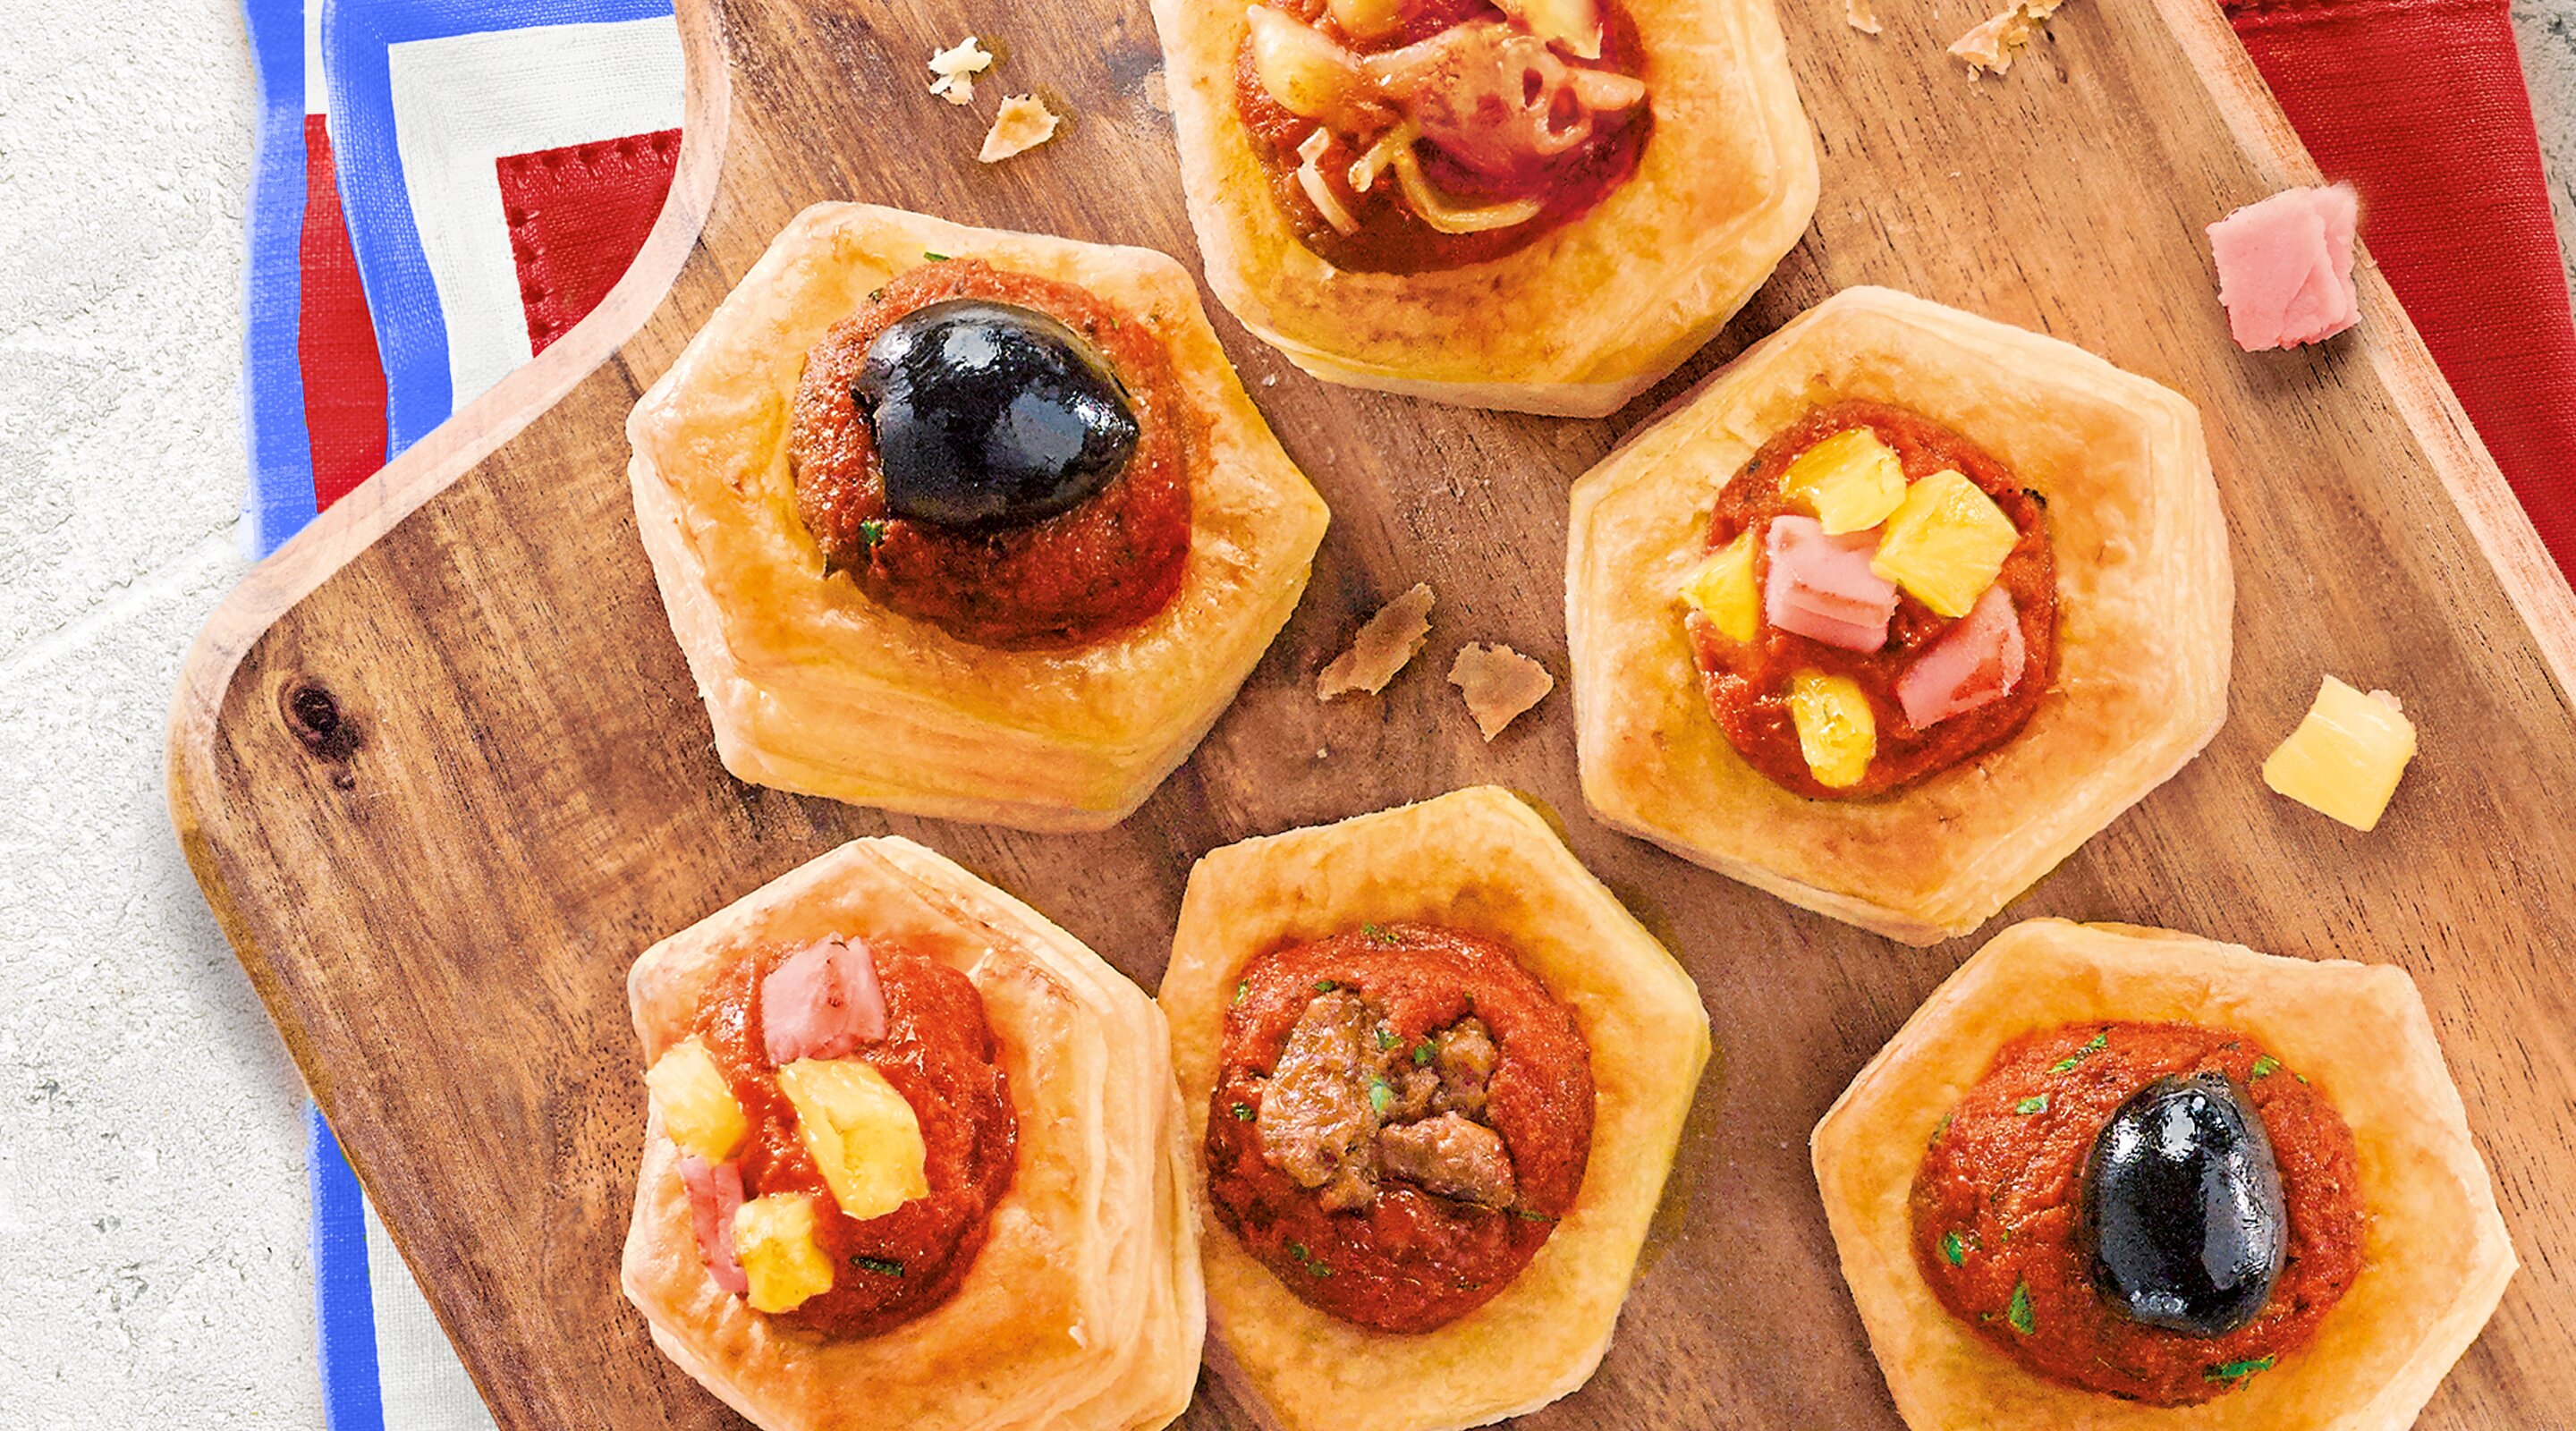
<box><xmin>927</xmin><ymin>36</ymin><xmax>993</xmax><ymax>106</ymax></box>
<box><xmin>1449</xmin><ymin>644</ymin><xmax>1554</xmax><ymax>740</ymax></box>
<box><xmin>1948</xmin><ymin>0</ymin><xmax>2064</xmax><ymax>77</ymax></box>
<box><xmin>1141</xmin><ymin>68</ymin><xmax>1172</xmax><ymax>114</ymax></box>
<box><xmin>1846</xmin><ymin>0</ymin><xmax>1883</xmax><ymax>35</ymax></box>
<box><xmin>1318</xmin><ymin>583</ymin><xmax>1436</xmax><ymax>699</ymax></box>
<box><xmin>979</xmin><ymin>95</ymin><xmax>1061</xmax><ymax>163</ymax></box>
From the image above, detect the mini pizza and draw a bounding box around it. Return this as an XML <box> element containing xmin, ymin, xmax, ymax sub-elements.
<box><xmin>627</xmin><ymin>204</ymin><xmax>1331</xmax><ymax>832</ymax></box>
<box><xmin>1150</xmin><ymin>0</ymin><xmax>1818</xmax><ymax>415</ymax></box>
<box><xmin>1160</xmin><ymin>786</ymin><xmax>1709</xmax><ymax>1431</ymax></box>
<box><xmin>1567</xmin><ymin>286</ymin><xmax>2231</xmax><ymax>944</ymax></box>
<box><xmin>1813</xmin><ymin>919</ymin><xmax>2515</xmax><ymax>1430</ymax></box>
<box><xmin>622</xmin><ymin>837</ymin><xmax>1203</xmax><ymax>1431</ymax></box>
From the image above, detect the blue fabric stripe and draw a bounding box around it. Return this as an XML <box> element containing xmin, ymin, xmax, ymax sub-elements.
<box><xmin>240</xmin><ymin>0</ymin><xmax>318</xmax><ymax>557</ymax></box>
<box><xmin>310</xmin><ymin>1105</ymin><xmax>389</xmax><ymax>1431</ymax></box>
<box><xmin>319</xmin><ymin>0</ymin><xmax>676</xmax><ymax>455</ymax></box>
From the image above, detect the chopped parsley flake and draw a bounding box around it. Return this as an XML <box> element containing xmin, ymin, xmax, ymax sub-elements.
<box><xmin>1285</xmin><ymin>1242</ymin><xmax>1329</xmax><ymax>1276</ymax></box>
<box><xmin>2006</xmin><ymin>1280</ymin><xmax>2034</xmax><ymax>1334</ymax></box>
<box><xmin>1233</xmin><ymin>980</ymin><xmax>1249</xmax><ymax>1006</ymax></box>
<box><xmin>1313</xmin><ymin>979</ymin><xmax>1340</xmax><ymax>993</ymax></box>
<box><xmin>1931</xmin><ymin>1112</ymin><xmax>1954</xmax><ymax>1146</ymax></box>
<box><xmin>1360</xmin><ymin>923</ymin><xmax>1398</xmax><ymax>945</ymax></box>
<box><xmin>1413</xmin><ymin>1041</ymin><xmax>1436</xmax><ymax>1066</ymax></box>
<box><xmin>2050</xmin><ymin>1032</ymin><xmax>2110</xmax><ymax>1074</ymax></box>
<box><xmin>858</xmin><ymin>518</ymin><xmax>888</xmax><ymax>549</ymax></box>
<box><xmin>2251</xmin><ymin>1054</ymin><xmax>2282</xmax><ymax>1080</ymax></box>
<box><xmin>1367</xmin><ymin>1079</ymin><xmax>1394</xmax><ymax>1113</ymax></box>
<box><xmin>2207</xmin><ymin>1354</ymin><xmax>2276</xmax><ymax>1382</ymax></box>
<box><xmin>1376</xmin><ymin>1028</ymin><xmax>1399</xmax><ymax>1051</ymax></box>
<box><xmin>1941</xmin><ymin>1232</ymin><xmax>1966</xmax><ymax>1266</ymax></box>
<box><xmin>852</xmin><ymin>1255</ymin><xmax>904</xmax><ymax>1277</ymax></box>
<box><xmin>1513</xmin><ymin>1207</ymin><xmax>1554</xmax><ymax>1223</ymax></box>
<box><xmin>1231</xmin><ymin>1103</ymin><xmax>1255</xmax><ymax>1121</ymax></box>
<box><xmin>923</xmin><ymin>250</ymin><xmax>951</xmax><ymax>261</ymax></box>
<box><xmin>2015</xmin><ymin>1095</ymin><xmax>2050</xmax><ymax>1115</ymax></box>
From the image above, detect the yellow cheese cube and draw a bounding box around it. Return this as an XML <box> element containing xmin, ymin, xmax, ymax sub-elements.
<box><xmin>644</xmin><ymin>1037</ymin><xmax>747</xmax><ymax>1164</ymax></box>
<box><xmin>733</xmin><ymin>1193</ymin><xmax>835</xmax><ymax>1313</ymax></box>
<box><xmin>1869</xmin><ymin>469</ymin><xmax>2020</xmax><ymax>618</ymax></box>
<box><xmin>1678</xmin><ymin>531</ymin><xmax>1760</xmax><ymax>643</ymax></box>
<box><xmin>777</xmin><ymin>1058</ymin><xmax>931</xmax><ymax>1222</ymax></box>
<box><xmin>1790</xmin><ymin>670</ymin><xmax>1877</xmax><ymax>789</ymax></box>
<box><xmin>2262</xmin><ymin>676</ymin><xmax>2416</xmax><ymax>832</ymax></box>
<box><xmin>1780</xmin><ymin>428</ymin><xmax>1908</xmax><ymax>535</ymax></box>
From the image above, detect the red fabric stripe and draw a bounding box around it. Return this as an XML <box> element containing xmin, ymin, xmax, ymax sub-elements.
<box><xmin>2228</xmin><ymin>0</ymin><xmax>2576</xmax><ymax>577</ymax></box>
<box><xmin>298</xmin><ymin>115</ymin><xmax>390</xmax><ymax>512</ymax></box>
<box><xmin>496</xmin><ymin>129</ymin><xmax>682</xmax><ymax>356</ymax></box>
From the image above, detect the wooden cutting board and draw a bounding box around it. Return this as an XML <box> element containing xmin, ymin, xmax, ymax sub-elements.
<box><xmin>168</xmin><ymin>0</ymin><xmax>2576</xmax><ymax>1425</ymax></box>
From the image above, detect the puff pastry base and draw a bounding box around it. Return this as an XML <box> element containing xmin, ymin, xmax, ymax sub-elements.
<box><xmin>622</xmin><ymin>837</ymin><xmax>1204</xmax><ymax>1431</ymax></box>
<box><xmin>1149</xmin><ymin>0</ymin><xmax>1816</xmax><ymax>415</ymax></box>
<box><xmin>1813</xmin><ymin>919</ymin><xmax>2516</xmax><ymax>1431</ymax></box>
<box><xmin>627</xmin><ymin>204</ymin><xmax>1330</xmax><ymax>832</ymax></box>
<box><xmin>1160</xmin><ymin>786</ymin><xmax>1709</xmax><ymax>1431</ymax></box>
<box><xmin>1568</xmin><ymin>286</ymin><xmax>2233</xmax><ymax>944</ymax></box>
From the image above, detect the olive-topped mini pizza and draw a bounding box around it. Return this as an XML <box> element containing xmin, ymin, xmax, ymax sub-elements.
<box><xmin>1814</xmin><ymin>919</ymin><xmax>2515</xmax><ymax>1430</ymax></box>
<box><xmin>627</xmin><ymin>204</ymin><xmax>1330</xmax><ymax>831</ymax></box>
<box><xmin>1568</xmin><ymin>287</ymin><xmax>2233</xmax><ymax>944</ymax></box>
<box><xmin>1152</xmin><ymin>0</ymin><xmax>1817</xmax><ymax>414</ymax></box>
<box><xmin>1161</xmin><ymin>787</ymin><xmax>1708</xmax><ymax>1431</ymax></box>
<box><xmin>623</xmin><ymin>837</ymin><xmax>1202</xmax><ymax>1431</ymax></box>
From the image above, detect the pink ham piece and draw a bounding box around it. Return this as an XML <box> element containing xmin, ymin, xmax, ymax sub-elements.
<box><xmin>679</xmin><ymin>1155</ymin><xmax>750</xmax><ymax>1295</ymax></box>
<box><xmin>2207</xmin><ymin>184</ymin><xmax>2360</xmax><ymax>351</ymax></box>
<box><xmin>1764</xmin><ymin>515</ymin><xmax>1899</xmax><ymax>652</ymax></box>
<box><xmin>760</xmin><ymin>936</ymin><xmax>888</xmax><ymax>1065</ymax></box>
<box><xmin>1896</xmin><ymin>583</ymin><xmax>2027</xmax><ymax>729</ymax></box>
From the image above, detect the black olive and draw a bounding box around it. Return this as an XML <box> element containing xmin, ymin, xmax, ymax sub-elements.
<box><xmin>2079</xmin><ymin>1072</ymin><xmax>2286</xmax><ymax>1337</ymax></box>
<box><xmin>856</xmin><ymin>299</ymin><xmax>1140</xmax><ymax>530</ymax></box>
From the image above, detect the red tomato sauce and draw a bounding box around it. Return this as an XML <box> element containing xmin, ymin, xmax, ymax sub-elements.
<box><xmin>1233</xmin><ymin>0</ymin><xmax>1651</xmax><ymax>273</ymax></box>
<box><xmin>1692</xmin><ymin>400</ymin><xmax>2057</xmax><ymax>799</ymax></box>
<box><xmin>1910</xmin><ymin>1021</ymin><xmax>2363</xmax><ymax>1405</ymax></box>
<box><xmin>789</xmin><ymin>259</ymin><xmax>1194</xmax><ymax>649</ymax></box>
<box><xmin>691</xmin><ymin>943</ymin><xmax>1018</xmax><ymax>1339</ymax></box>
<box><xmin>1203</xmin><ymin>923</ymin><xmax>1594</xmax><ymax>1332</ymax></box>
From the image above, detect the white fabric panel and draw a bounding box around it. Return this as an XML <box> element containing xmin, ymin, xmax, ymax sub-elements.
<box><xmin>383</xmin><ymin>17</ymin><xmax>683</xmax><ymax>410</ymax></box>
<box><xmin>360</xmin><ymin>1200</ymin><xmax>501</xmax><ymax>1431</ymax></box>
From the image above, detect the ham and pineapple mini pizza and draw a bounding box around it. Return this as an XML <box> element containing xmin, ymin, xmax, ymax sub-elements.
<box><xmin>1160</xmin><ymin>787</ymin><xmax>1709</xmax><ymax>1431</ymax></box>
<box><xmin>622</xmin><ymin>838</ymin><xmax>1202</xmax><ymax>1431</ymax></box>
<box><xmin>1568</xmin><ymin>287</ymin><xmax>2233</xmax><ymax>944</ymax></box>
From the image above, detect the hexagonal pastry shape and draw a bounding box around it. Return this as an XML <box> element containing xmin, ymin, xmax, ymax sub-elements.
<box><xmin>1812</xmin><ymin>919</ymin><xmax>2515</xmax><ymax>1431</ymax></box>
<box><xmin>627</xmin><ymin>203</ymin><xmax>1330</xmax><ymax>832</ymax></box>
<box><xmin>1148</xmin><ymin>0</ymin><xmax>1816</xmax><ymax>415</ymax></box>
<box><xmin>1161</xmin><ymin>786</ymin><xmax>1709</xmax><ymax>1431</ymax></box>
<box><xmin>623</xmin><ymin>837</ymin><xmax>1204</xmax><ymax>1431</ymax></box>
<box><xmin>1568</xmin><ymin>286</ymin><xmax>2231</xmax><ymax>944</ymax></box>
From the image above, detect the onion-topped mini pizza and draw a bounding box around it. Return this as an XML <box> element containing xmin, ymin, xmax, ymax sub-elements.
<box><xmin>627</xmin><ymin>204</ymin><xmax>1330</xmax><ymax>832</ymax></box>
<box><xmin>1151</xmin><ymin>0</ymin><xmax>1817</xmax><ymax>414</ymax></box>
<box><xmin>1814</xmin><ymin>919</ymin><xmax>2515</xmax><ymax>1430</ymax></box>
<box><xmin>622</xmin><ymin>838</ymin><xmax>1202</xmax><ymax>1431</ymax></box>
<box><xmin>1568</xmin><ymin>287</ymin><xmax>2232</xmax><ymax>944</ymax></box>
<box><xmin>1161</xmin><ymin>786</ymin><xmax>1708</xmax><ymax>1431</ymax></box>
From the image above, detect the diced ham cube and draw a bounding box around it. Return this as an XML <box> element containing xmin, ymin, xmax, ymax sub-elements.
<box><xmin>1764</xmin><ymin>515</ymin><xmax>1899</xmax><ymax>652</ymax></box>
<box><xmin>2207</xmin><ymin>184</ymin><xmax>2360</xmax><ymax>351</ymax></box>
<box><xmin>1896</xmin><ymin>584</ymin><xmax>2028</xmax><ymax>729</ymax></box>
<box><xmin>679</xmin><ymin>1155</ymin><xmax>750</xmax><ymax>1295</ymax></box>
<box><xmin>760</xmin><ymin>936</ymin><xmax>887</xmax><ymax>1065</ymax></box>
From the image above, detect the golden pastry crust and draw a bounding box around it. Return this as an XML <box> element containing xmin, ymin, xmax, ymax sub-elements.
<box><xmin>1812</xmin><ymin>919</ymin><xmax>2516</xmax><ymax>1431</ymax></box>
<box><xmin>1567</xmin><ymin>286</ymin><xmax>2232</xmax><ymax>944</ymax></box>
<box><xmin>622</xmin><ymin>837</ymin><xmax>1204</xmax><ymax>1431</ymax></box>
<box><xmin>1161</xmin><ymin>786</ymin><xmax>1709</xmax><ymax>1431</ymax></box>
<box><xmin>627</xmin><ymin>204</ymin><xmax>1331</xmax><ymax>832</ymax></box>
<box><xmin>1149</xmin><ymin>0</ymin><xmax>1818</xmax><ymax>416</ymax></box>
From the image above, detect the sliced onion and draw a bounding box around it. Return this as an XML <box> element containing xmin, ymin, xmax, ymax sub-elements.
<box><xmin>1569</xmin><ymin>66</ymin><xmax>1648</xmax><ymax>112</ymax></box>
<box><xmin>1346</xmin><ymin>123</ymin><xmax>1411</xmax><ymax>193</ymax></box>
<box><xmin>1245</xmin><ymin>6</ymin><xmax>1358</xmax><ymax>121</ymax></box>
<box><xmin>1388</xmin><ymin>146</ymin><xmax>1544</xmax><ymax>234</ymax></box>
<box><xmin>1296</xmin><ymin>128</ymin><xmax>1362</xmax><ymax>235</ymax></box>
<box><xmin>1326</xmin><ymin>0</ymin><xmax>1404</xmax><ymax>41</ymax></box>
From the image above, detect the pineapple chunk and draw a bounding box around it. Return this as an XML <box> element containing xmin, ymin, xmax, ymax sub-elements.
<box><xmin>1789</xmin><ymin>670</ymin><xmax>1877</xmax><ymax>789</ymax></box>
<box><xmin>1679</xmin><ymin>531</ymin><xmax>1760</xmax><ymax>643</ymax></box>
<box><xmin>2262</xmin><ymin>676</ymin><xmax>2416</xmax><ymax>831</ymax></box>
<box><xmin>777</xmin><ymin>1058</ymin><xmax>931</xmax><ymax>1222</ymax></box>
<box><xmin>733</xmin><ymin>1193</ymin><xmax>835</xmax><ymax>1313</ymax></box>
<box><xmin>645</xmin><ymin>1037</ymin><xmax>747</xmax><ymax>1164</ymax></box>
<box><xmin>1780</xmin><ymin>428</ymin><xmax>1908</xmax><ymax>535</ymax></box>
<box><xmin>1869</xmin><ymin>469</ymin><xmax>2020</xmax><ymax>618</ymax></box>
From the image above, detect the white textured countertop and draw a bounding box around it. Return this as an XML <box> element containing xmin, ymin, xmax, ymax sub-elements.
<box><xmin>1</xmin><ymin>0</ymin><xmax>2571</xmax><ymax>1422</ymax></box>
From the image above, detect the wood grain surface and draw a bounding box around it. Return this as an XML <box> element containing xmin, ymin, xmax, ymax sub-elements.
<box><xmin>168</xmin><ymin>0</ymin><xmax>2576</xmax><ymax>1426</ymax></box>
